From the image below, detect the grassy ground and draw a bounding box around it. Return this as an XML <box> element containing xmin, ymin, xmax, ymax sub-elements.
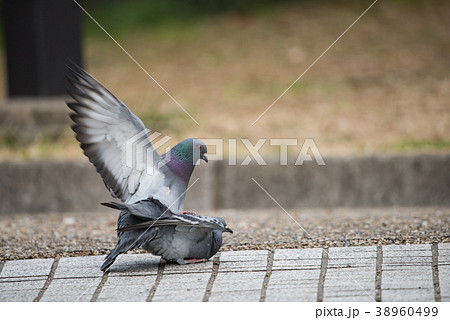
<box><xmin>0</xmin><ymin>0</ymin><xmax>449</xmax><ymax>159</ymax></box>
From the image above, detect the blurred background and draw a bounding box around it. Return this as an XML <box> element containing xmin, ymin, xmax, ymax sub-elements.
<box><xmin>0</xmin><ymin>0</ymin><xmax>449</xmax><ymax>260</ymax></box>
<box><xmin>0</xmin><ymin>0</ymin><xmax>449</xmax><ymax>160</ymax></box>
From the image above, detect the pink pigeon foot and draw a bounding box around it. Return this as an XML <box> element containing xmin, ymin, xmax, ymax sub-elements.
<box><xmin>185</xmin><ymin>258</ymin><xmax>208</xmax><ymax>264</ymax></box>
<box><xmin>178</xmin><ymin>211</ymin><xmax>196</xmax><ymax>215</ymax></box>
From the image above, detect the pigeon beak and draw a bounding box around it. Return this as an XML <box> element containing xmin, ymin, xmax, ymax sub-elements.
<box><xmin>202</xmin><ymin>154</ymin><xmax>208</xmax><ymax>163</ymax></box>
<box><xmin>224</xmin><ymin>227</ymin><xmax>233</xmax><ymax>234</ymax></box>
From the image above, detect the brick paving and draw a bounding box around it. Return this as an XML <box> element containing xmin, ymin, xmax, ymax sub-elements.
<box><xmin>1</xmin><ymin>243</ymin><xmax>448</xmax><ymax>302</ymax></box>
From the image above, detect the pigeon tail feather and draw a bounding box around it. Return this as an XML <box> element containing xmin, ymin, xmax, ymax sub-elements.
<box><xmin>102</xmin><ymin>198</ymin><xmax>172</xmax><ymax>220</ymax></box>
<box><xmin>101</xmin><ymin>212</ymin><xmax>158</xmax><ymax>272</ymax></box>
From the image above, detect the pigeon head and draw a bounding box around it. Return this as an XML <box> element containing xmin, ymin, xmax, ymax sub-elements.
<box><xmin>193</xmin><ymin>138</ymin><xmax>208</xmax><ymax>164</ymax></box>
<box><xmin>209</xmin><ymin>222</ymin><xmax>232</xmax><ymax>258</ymax></box>
<box><xmin>215</xmin><ymin>217</ymin><xmax>233</xmax><ymax>234</ymax></box>
<box><xmin>163</xmin><ymin>138</ymin><xmax>208</xmax><ymax>183</ymax></box>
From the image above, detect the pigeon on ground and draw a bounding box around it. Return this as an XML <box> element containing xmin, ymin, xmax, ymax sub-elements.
<box><xmin>66</xmin><ymin>65</ymin><xmax>232</xmax><ymax>272</ymax></box>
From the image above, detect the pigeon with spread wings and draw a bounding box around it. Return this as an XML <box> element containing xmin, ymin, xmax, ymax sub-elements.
<box><xmin>66</xmin><ymin>65</ymin><xmax>232</xmax><ymax>271</ymax></box>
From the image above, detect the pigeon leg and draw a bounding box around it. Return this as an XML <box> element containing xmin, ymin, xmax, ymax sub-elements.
<box><xmin>185</xmin><ymin>258</ymin><xmax>208</xmax><ymax>264</ymax></box>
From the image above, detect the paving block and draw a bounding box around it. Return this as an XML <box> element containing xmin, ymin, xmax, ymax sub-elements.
<box><xmin>0</xmin><ymin>258</ymin><xmax>53</xmax><ymax>302</ymax></box>
<box><xmin>0</xmin><ymin>277</ymin><xmax>47</xmax><ymax>302</ymax></box>
<box><xmin>324</xmin><ymin>246</ymin><xmax>377</xmax><ymax>302</ymax></box>
<box><xmin>438</xmin><ymin>243</ymin><xmax>450</xmax><ymax>302</ymax></box>
<box><xmin>40</xmin><ymin>277</ymin><xmax>101</xmax><ymax>302</ymax></box>
<box><xmin>163</xmin><ymin>259</ymin><xmax>213</xmax><ymax>275</ymax></box>
<box><xmin>208</xmin><ymin>289</ymin><xmax>262</xmax><ymax>302</ymax></box>
<box><xmin>272</xmin><ymin>248</ymin><xmax>322</xmax><ymax>270</ymax></box>
<box><xmin>53</xmin><ymin>255</ymin><xmax>105</xmax><ymax>279</ymax></box>
<box><xmin>437</xmin><ymin>243</ymin><xmax>450</xmax><ymax>263</ymax></box>
<box><xmin>0</xmin><ymin>288</ymin><xmax>44</xmax><ymax>302</ymax></box>
<box><xmin>209</xmin><ymin>271</ymin><xmax>266</xmax><ymax>301</ymax></box>
<box><xmin>266</xmin><ymin>269</ymin><xmax>320</xmax><ymax>301</ymax></box>
<box><xmin>97</xmin><ymin>275</ymin><xmax>157</xmax><ymax>302</ymax></box>
<box><xmin>382</xmin><ymin>244</ymin><xmax>434</xmax><ymax>301</ymax></box>
<box><xmin>0</xmin><ymin>258</ymin><xmax>53</xmax><ymax>278</ymax></box>
<box><xmin>328</xmin><ymin>246</ymin><xmax>377</xmax><ymax>261</ymax></box>
<box><xmin>107</xmin><ymin>254</ymin><xmax>160</xmax><ymax>275</ymax></box>
<box><xmin>219</xmin><ymin>250</ymin><xmax>268</xmax><ymax>272</ymax></box>
<box><xmin>153</xmin><ymin>272</ymin><xmax>211</xmax><ymax>302</ymax></box>
<box><xmin>41</xmin><ymin>255</ymin><xmax>106</xmax><ymax>302</ymax></box>
<box><xmin>207</xmin><ymin>250</ymin><xmax>268</xmax><ymax>301</ymax></box>
<box><xmin>264</xmin><ymin>248</ymin><xmax>322</xmax><ymax>301</ymax></box>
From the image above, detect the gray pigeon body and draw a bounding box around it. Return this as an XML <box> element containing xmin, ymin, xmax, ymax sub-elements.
<box><xmin>66</xmin><ymin>65</ymin><xmax>232</xmax><ymax>271</ymax></box>
<box><xmin>101</xmin><ymin>203</ymin><xmax>231</xmax><ymax>271</ymax></box>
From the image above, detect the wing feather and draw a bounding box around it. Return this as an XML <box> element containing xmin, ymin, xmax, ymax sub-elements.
<box><xmin>67</xmin><ymin>65</ymin><xmax>163</xmax><ymax>203</ymax></box>
<box><xmin>117</xmin><ymin>213</ymin><xmax>227</xmax><ymax>232</ymax></box>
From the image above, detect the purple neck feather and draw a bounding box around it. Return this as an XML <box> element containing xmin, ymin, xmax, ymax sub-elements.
<box><xmin>163</xmin><ymin>151</ymin><xmax>195</xmax><ymax>184</ymax></box>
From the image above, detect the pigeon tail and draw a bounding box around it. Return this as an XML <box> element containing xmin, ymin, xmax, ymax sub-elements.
<box><xmin>101</xmin><ymin>243</ymin><xmax>124</xmax><ymax>272</ymax></box>
<box><xmin>101</xmin><ymin>201</ymin><xmax>127</xmax><ymax>211</ymax></box>
<box><xmin>101</xmin><ymin>199</ymin><xmax>172</xmax><ymax>220</ymax></box>
<box><xmin>101</xmin><ymin>211</ymin><xmax>158</xmax><ymax>272</ymax></box>
<box><xmin>101</xmin><ymin>225</ymin><xmax>158</xmax><ymax>272</ymax></box>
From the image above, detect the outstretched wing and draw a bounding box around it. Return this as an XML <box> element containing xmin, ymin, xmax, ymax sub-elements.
<box><xmin>66</xmin><ymin>65</ymin><xmax>185</xmax><ymax>210</ymax></box>
<box><xmin>117</xmin><ymin>213</ymin><xmax>228</xmax><ymax>232</ymax></box>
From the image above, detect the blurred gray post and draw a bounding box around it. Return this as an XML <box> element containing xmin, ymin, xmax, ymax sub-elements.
<box><xmin>0</xmin><ymin>0</ymin><xmax>82</xmax><ymax>142</ymax></box>
<box><xmin>4</xmin><ymin>0</ymin><xmax>82</xmax><ymax>95</ymax></box>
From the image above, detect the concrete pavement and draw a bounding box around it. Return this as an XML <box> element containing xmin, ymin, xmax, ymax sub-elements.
<box><xmin>1</xmin><ymin>243</ymin><xmax>448</xmax><ymax>302</ymax></box>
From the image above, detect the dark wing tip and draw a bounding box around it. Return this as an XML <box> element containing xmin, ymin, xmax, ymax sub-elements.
<box><xmin>101</xmin><ymin>202</ymin><xmax>117</xmax><ymax>209</ymax></box>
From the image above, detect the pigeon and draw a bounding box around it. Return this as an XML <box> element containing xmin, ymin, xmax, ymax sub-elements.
<box><xmin>101</xmin><ymin>199</ymin><xmax>232</xmax><ymax>270</ymax></box>
<box><xmin>66</xmin><ymin>64</ymin><xmax>232</xmax><ymax>271</ymax></box>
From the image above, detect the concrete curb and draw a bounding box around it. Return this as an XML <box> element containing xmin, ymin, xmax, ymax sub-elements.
<box><xmin>1</xmin><ymin>154</ymin><xmax>449</xmax><ymax>214</ymax></box>
<box><xmin>0</xmin><ymin>97</ymin><xmax>70</xmax><ymax>144</ymax></box>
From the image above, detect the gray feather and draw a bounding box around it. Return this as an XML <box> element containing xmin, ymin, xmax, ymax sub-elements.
<box><xmin>101</xmin><ymin>211</ymin><xmax>158</xmax><ymax>272</ymax></box>
<box><xmin>66</xmin><ymin>64</ymin><xmax>188</xmax><ymax>212</ymax></box>
<box><xmin>117</xmin><ymin>213</ymin><xmax>230</xmax><ymax>232</ymax></box>
<box><xmin>101</xmin><ymin>198</ymin><xmax>172</xmax><ymax>220</ymax></box>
